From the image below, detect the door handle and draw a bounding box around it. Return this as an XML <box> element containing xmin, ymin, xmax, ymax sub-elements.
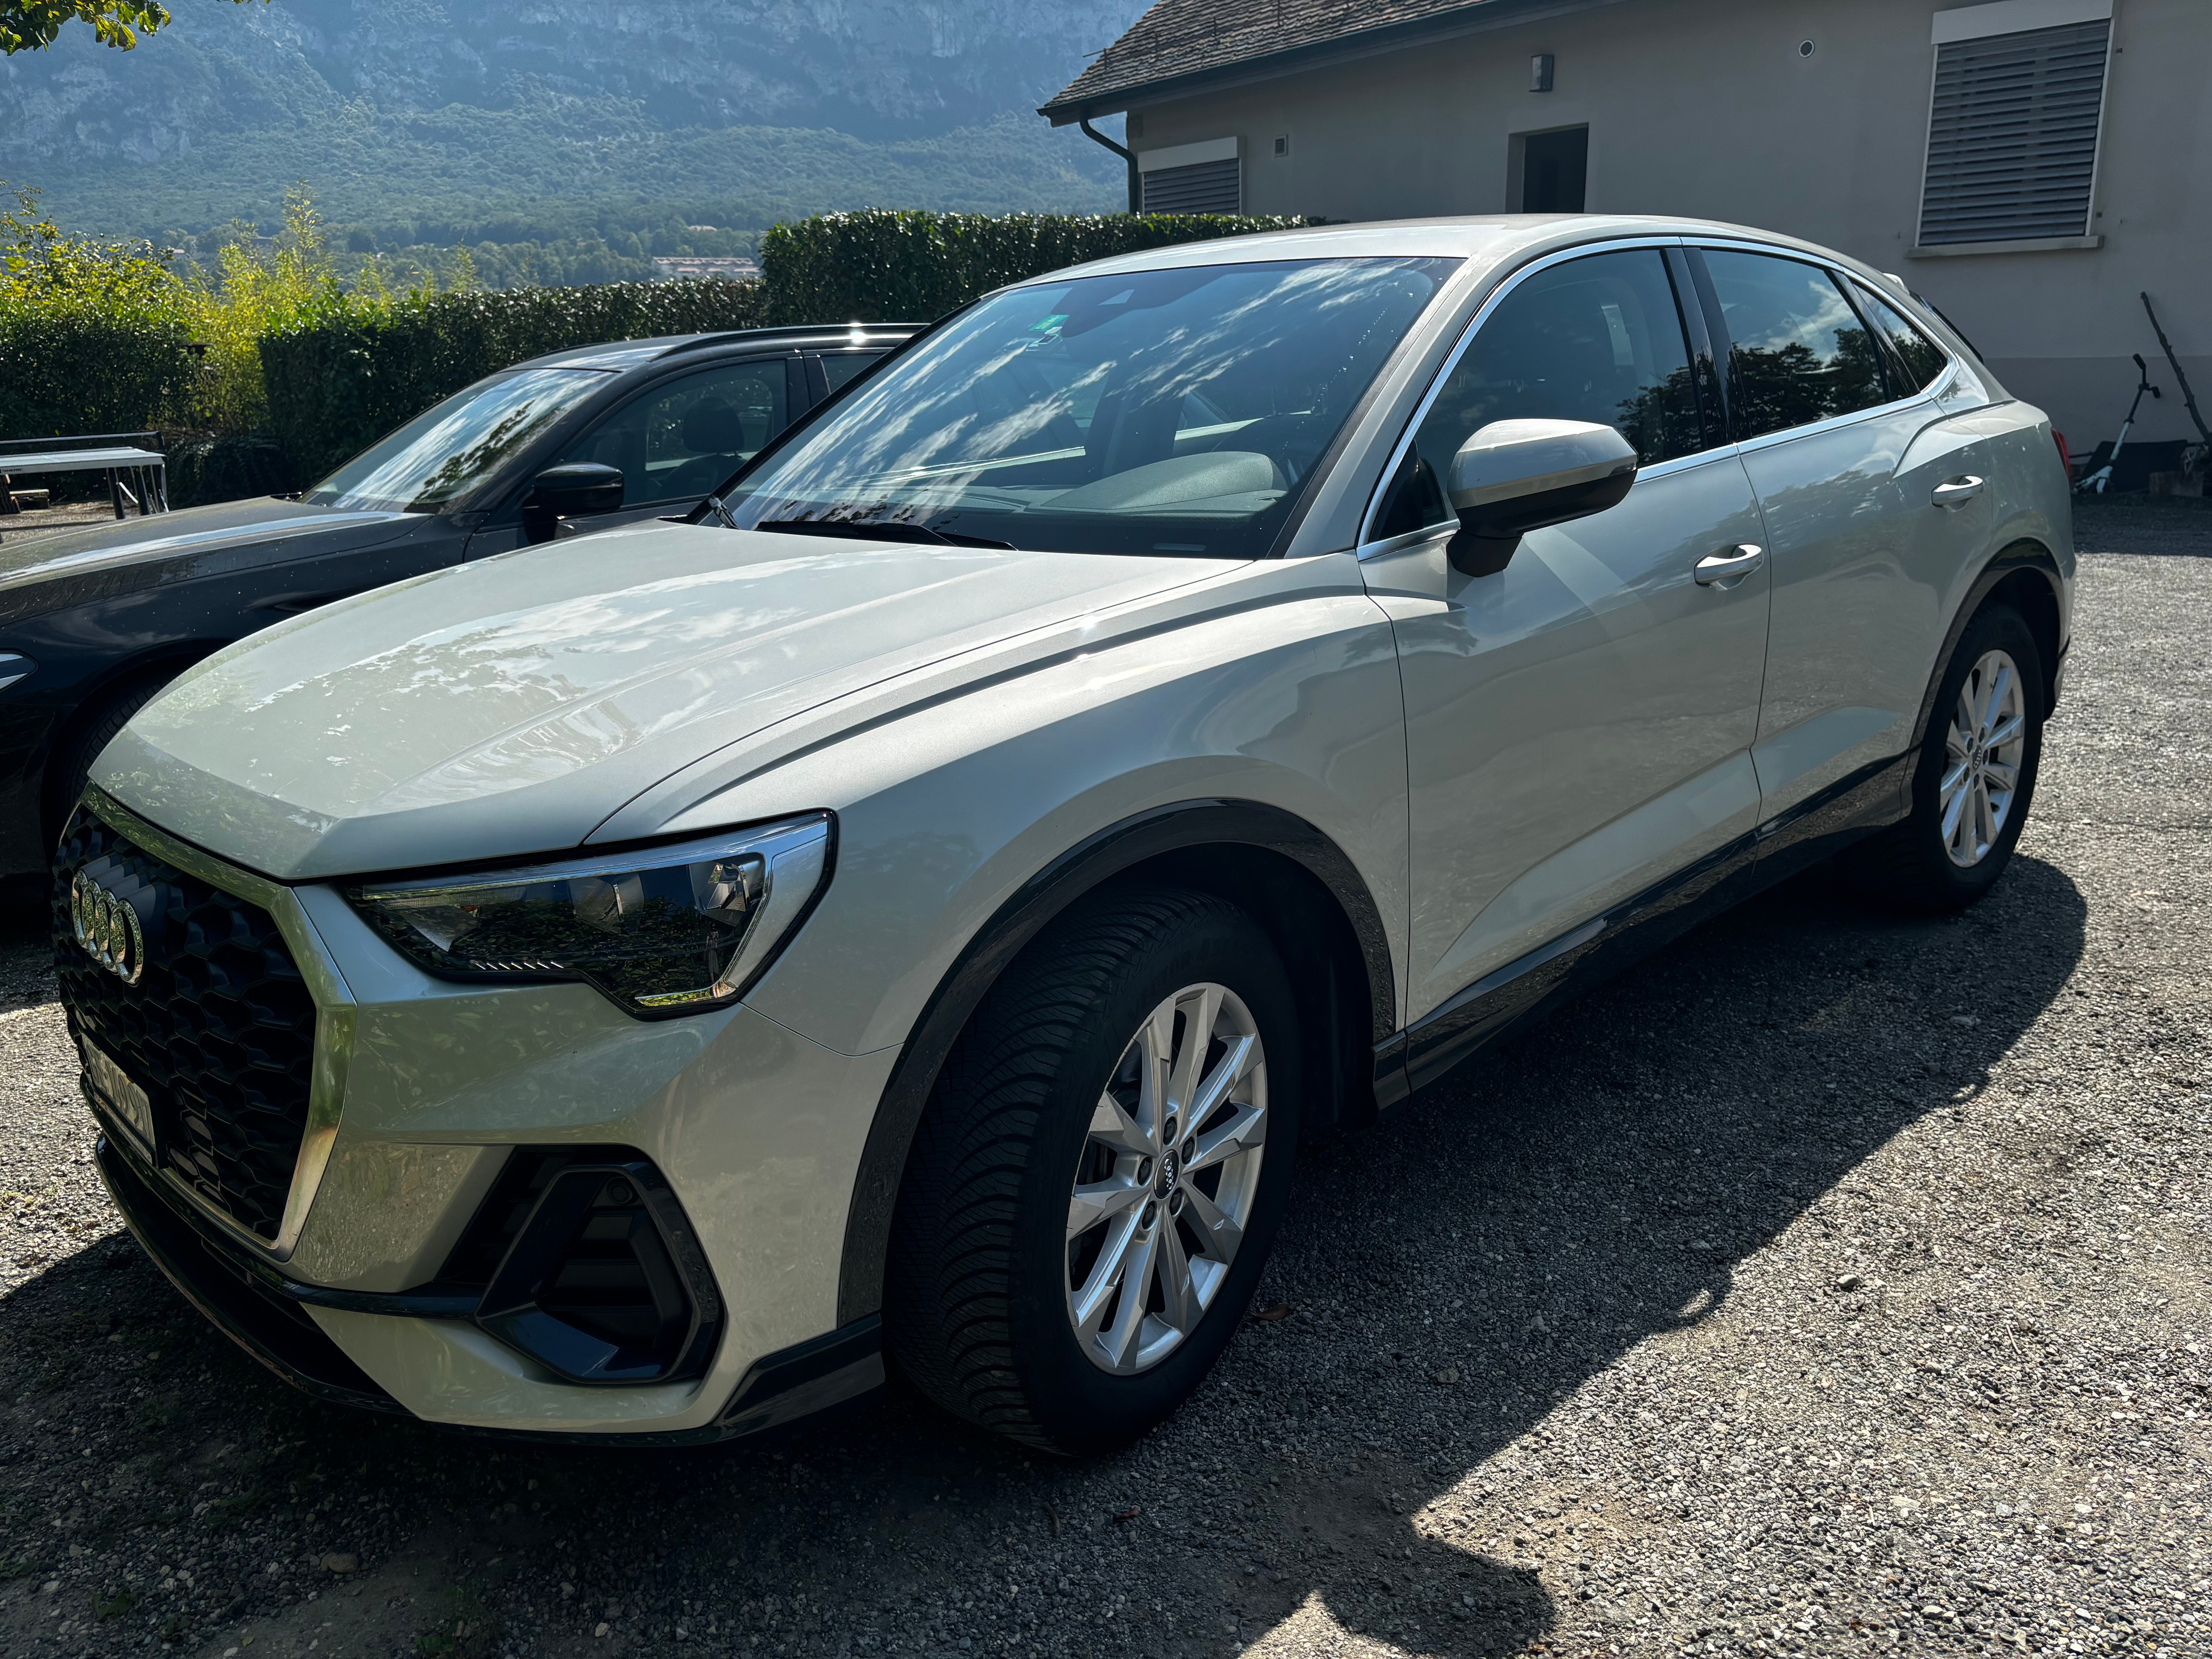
<box><xmin>1932</xmin><ymin>475</ymin><xmax>1985</xmax><ymax>507</ymax></box>
<box><xmin>1693</xmin><ymin>543</ymin><xmax>1765</xmax><ymax>587</ymax></box>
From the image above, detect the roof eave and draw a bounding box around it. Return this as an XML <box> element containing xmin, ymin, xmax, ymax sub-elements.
<box><xmin>1039</xmin><ymin>0</ymin><xmax>1633</xmax><ymax>125</ymax></box>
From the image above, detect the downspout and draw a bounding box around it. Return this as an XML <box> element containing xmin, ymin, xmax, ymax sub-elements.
<box><xmin>1080</xmin><ymin>116</ymin><xmax>1141</xmax><ymax>214</ymax></box>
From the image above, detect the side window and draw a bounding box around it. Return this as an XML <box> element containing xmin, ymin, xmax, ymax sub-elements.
<box><xmin>819</xmin><ymin>352</ymin><xmax>881</xmax><ymax>393</ymax></box>
<box><xmin>558</xmin><ymin>359</ymin><xmax>792</xmax><ymax>507</ymax></box>
<box><xmin>1850</xmin><ymin>282</ymin><xmax>1949</xmax><ymax>396</ymax></box>
<box><xmin>1701</xmin><ymin>251</ymin><xmax>1889</xmax><ymax>439</ymax></box>
<box><xmin>1373</xmin><ymin>249</ymin><xmax>1704</xmax><ymax>540</ymax></box>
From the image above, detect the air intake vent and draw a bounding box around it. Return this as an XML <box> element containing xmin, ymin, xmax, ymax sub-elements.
<box><xmin>1917</xmin><ymin>17</ymin><xmax>2110</xmax><ymax>246</ymax></box>
<box><xmin>444</xmin><ymin>1147</ymin><xmax>722</xmax><ymax>1385</ymax></box>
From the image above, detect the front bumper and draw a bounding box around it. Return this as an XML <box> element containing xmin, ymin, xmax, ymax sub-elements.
<box><xmin>66</xmin><ymin>790</ymin><xmax>901</xmax><ymax>1438</ymax></box>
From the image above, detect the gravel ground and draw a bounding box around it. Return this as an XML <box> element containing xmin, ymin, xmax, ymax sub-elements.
<box><xmin>0</xmin><ymin>495</ymin><xmax>2205</xmax><ymax>1659</ymax></box>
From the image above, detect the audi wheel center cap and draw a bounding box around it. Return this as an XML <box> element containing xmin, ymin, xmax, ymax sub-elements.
<box><xmin>71</xmin><ymin>871</ymin><xmax>146</xmax><ymax>985</ymax></box>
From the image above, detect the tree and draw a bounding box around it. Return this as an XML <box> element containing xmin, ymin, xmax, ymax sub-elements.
<box><xmin>1</xmin><ymin>0</ymin><xmax>259</xmax><ymax>55</ymax></box>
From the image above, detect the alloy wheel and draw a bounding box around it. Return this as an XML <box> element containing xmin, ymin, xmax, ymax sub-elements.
<box><xmin>1940</xmin><ymin>647</ymin><xmax>2027</xmax><ymax>867</ymax></box>
<box><xmin>1064</xmin><ymin>981</ymin><xmax>1268</xmax><ymax>1375</ymax></box>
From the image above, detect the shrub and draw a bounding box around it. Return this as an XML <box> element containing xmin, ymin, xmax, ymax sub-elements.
<box><xmin>0</xmin><ymin>183</ymin><xmax>200</xmax><ymax>441</ymax></box>
<box><xmin>758</xmin><ymin>209</ymin><xmax>1319</xmax><ymax>327</ymax></box>
<box><xmin>258</xmin><ymin>276</ymin><xmax>769</xmax><ymax>483</ymax></box>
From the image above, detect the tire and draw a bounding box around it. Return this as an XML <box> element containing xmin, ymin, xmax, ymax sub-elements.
<box><xmin>884</xmin><ymin>884</ymin><xmax>1301</xmax><ymax>1455</ymax></box>
<box><xmin>1841</xmin><ymin>599</ymin><xmax>2044</xmax><ymax>913</ymax></box>
<box><xmin>49</xmin><ymin>674</ymin><xmax>172</xmax><ymax>859</ymax></box>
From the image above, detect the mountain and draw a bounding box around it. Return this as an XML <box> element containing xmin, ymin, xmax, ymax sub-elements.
<box><xmin>0</xmin><ymin>0</ymin><xmax>1145</xmax><ymax>244</ymax></box>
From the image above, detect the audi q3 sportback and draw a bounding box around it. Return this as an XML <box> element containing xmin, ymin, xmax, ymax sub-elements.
<box><xmin>56</xmin><ymin>218</ymin><xmax>2070</xmax><ymax>1454</ymax></box>
<box><xmin>0</xmin><ymin>324</ymin><xmax>910</xmax><ymax>883</ymax></box>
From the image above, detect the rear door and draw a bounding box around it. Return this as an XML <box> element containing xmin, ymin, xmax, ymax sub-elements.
<box><xmin>1360</xmin><ymin>244</ymin><xmax>1773</xmax><ymax>1042</ymax></box>
<box><xmin>1693</xmin><ymin>246</ymin><xmax>1986</xmax><ymax>823</ymax></box>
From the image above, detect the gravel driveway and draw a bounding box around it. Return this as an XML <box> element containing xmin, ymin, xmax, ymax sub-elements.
<box><xmin>1</xmin><ymin>496</ymin><xmax>2205</xmax><ymax>1659</ymax></box>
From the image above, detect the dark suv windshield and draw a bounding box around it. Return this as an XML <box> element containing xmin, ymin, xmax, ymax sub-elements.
<box><xmin>723</xmin><ymin>257</ymin><xmax>1458</xmax><ymax>559</ymax></box>
<box><xmin>305</xmin><ymin>367</ymin><xmax>611</xmax><ymax>513</ymax></box>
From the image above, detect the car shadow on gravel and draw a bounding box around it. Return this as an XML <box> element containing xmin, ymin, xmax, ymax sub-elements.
<box><xmin>0</xmin><ymin>852</ymin><xmax>2086</xmax><ymax>1659</ymax></box>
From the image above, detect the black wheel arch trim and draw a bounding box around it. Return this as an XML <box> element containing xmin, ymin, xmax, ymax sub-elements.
<box><xmin>1909</xmin><ymin>541</ymin><xmax>2067</xmax><ymax>754</ymax></box>
<box><xmin>834</xmin><ymin>797</ymin><xmax>1396</xmax><ymax>1326</ymax></box>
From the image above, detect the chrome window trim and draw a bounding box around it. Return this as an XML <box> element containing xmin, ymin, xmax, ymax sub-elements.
<box><xmin>1685</xmin><ymin>238</ymin><xmax>1966</xmax><ymax>452</ymax></box>
<box><xmin>80</xmin><ymin>788</ymin><xmax>355</xmax><ymax>1264</ymax></box>
<box><xmin>1355</xmin><ymin>234</ymin><xmax>1710</xmax><ymax>553</ymax></box>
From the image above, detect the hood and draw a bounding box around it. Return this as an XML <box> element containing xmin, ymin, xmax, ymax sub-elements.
<box><xmin>99</xmin><ymin>520</ymin><xmax>1229</xmax><ymax>881</ymax></box>
<box><xmin>0</xmin><ymin>498</ymin><xmax>413</xmax><ymax>620</ymax></box>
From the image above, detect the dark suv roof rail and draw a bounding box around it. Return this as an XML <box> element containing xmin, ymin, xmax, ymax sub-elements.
<box><xmin>661</xmin><ymin>323</ymin><xmax>922</xmax><ymax>357</ymax></box>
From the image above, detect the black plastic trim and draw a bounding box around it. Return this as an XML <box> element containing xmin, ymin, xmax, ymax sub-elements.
<box><xmin>468</xmin><ymin>1152</ymin><xmax>725</xmax><ymax>1386</ymax></box>
<box><xmin>95</xmin><ymin>1134</ymin><xmax>407</xmax><ymax>1415</ymax></box>
<box><xmin>834</xmin><ymin>797</ymin><xmax>1396</xmax><ymax>1325</ymax></box>
<box><xmin>1907</xmin><ymin>543</ymin><xmax>2068</xmax><ymax>750</ymax></box>
<box><xmin>1664</xmin><ymin>246</ymin><xmax>1729</xmax><ymax>450</ymax></box>
<box><xmin>99</xmin><ymin>1120</ymin><xmax>874</xmax><ymax>1444</ymax></box>
<box><xmin>1385</xmin><ymin>752</ymin><xmax>1911</xmax><ymax>1099</ymax></box>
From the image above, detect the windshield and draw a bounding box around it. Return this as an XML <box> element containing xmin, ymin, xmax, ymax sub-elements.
<box><xmin>723</xmin><ymin>257</ymin><xmax>1458</xmax><ymax>558</ymax></box>
<box><xmin>306</xmin><ymin>367</ymin><xmax>611</xmax><ymax>513</ymax></box>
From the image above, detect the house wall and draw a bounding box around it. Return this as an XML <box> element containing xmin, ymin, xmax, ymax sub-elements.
<box><xmin>1125</xmin><ymin>0</ymin><xmax>2211</xmax><ymax>452</ymax></box>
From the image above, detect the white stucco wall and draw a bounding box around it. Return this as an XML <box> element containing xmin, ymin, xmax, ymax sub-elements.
<box><xmin>1123</xmin><ymin>0</ymin><xmax>2210</xmax><ymax>452</ymax></box>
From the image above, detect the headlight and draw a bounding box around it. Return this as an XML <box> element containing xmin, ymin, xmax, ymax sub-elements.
<box><xmin>345</xmin><ymin>814</ymin><xmax>832</xmax><ymax>1017</ymax></box>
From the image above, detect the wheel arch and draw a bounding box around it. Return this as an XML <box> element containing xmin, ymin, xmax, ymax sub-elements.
<box><xmin>834</xmin><ymin>798</ymin><xmax>1395</xmax><ymax>1326</ymax></box>
<box><xmin>1908</xmin><ymin>539</ymin><xmax>2066</xmax><ymax>758</ymax></box>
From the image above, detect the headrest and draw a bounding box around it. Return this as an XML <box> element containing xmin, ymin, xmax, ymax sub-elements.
<box><xmin>682</xmin><ymin>398</ymin><xmax>750</xmax><ymax>454</ymax></box>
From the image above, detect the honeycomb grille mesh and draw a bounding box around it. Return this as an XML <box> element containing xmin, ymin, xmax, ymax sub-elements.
<box><xmin>53</xmin><ymin>808</ymin><xmax>318</xmax><ymax>1240</ymax></box>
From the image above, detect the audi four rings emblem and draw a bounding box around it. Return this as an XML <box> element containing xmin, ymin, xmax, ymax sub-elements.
<box><xmin>70</xmin><ymin>871</ymin><xmax>146</xmax><ymax>985</ymax></box>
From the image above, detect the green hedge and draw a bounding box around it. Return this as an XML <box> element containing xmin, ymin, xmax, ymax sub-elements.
<box><xmin>0</xmin><ymin>304</ymin><xmax>201</xmax><ymax>442</ymax></box>
<box><xmin>759</xmin><ymin>210</ymin><xmax>1318</xmax><ymax>326</ymax></box>
<box><xmin>258</xmin><ymin>277</ymin><xmax>769</xmax><ymax>484</ymax></box>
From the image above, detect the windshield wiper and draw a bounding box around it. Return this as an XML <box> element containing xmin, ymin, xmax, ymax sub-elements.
<box><xmin>755</xmin><ymin>519</ymin><xmax>1016</xmax><ymax>551</ymax></box>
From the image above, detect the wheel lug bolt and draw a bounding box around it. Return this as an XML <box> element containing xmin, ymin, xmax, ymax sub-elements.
<box><xmin>1181</xmin><ymin>1136</ymin><xmax>1195</xmax><ymax>1163</ymax></box>
<box><xmin>1135</xmin><ymin>1157</ymin><xmax>1152</xmax><ymax>1185</ymax></box>
<box><xmin>1141</xmin><ymin>1199</ymin><xmax>1158</xmax><ymax>1229</ymax></box>
<box><xmin>1168</xmin><ymin>1188</ymin><xmax>1185</xmax><ymax>1216</ymax></box>
<box><xmin>1161</xmin><ymin>1116</ymin><xmax>1177</xmax><ymax>1146</ymax></box>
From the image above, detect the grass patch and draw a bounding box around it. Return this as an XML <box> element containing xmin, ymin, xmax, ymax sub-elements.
<box><xmin>94</xmin><ymin>1588</ymin><xmax>140</xmax><ymax>1620</ymax></box>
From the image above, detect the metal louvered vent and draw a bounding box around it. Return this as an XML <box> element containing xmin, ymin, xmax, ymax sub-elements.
<box><xmin>1917</xmin><ymin>18</ymin><xmax>2110</xmax><ymax>246</ymax></box>
<box><xmin>1141</xmin><ymin>158</ymin><xmax>1242</xmax><ymax>215</ymax></box>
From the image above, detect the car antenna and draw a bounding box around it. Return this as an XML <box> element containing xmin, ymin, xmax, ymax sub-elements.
<box><xmin>2142</xmin><ymin>291</ymin><xmax>2211</xmax><ymax>448</ymax></box>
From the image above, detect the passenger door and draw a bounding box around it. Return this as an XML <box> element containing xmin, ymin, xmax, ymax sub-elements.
<box><xmin>1361</xmin><ymin>246</ymin><xmax>1773</xmax><ymax>1037</ymax></box>
<box><xmin>1693</xmin><ymin>247</ymin><xmax>1987</xmax><ymax>822</ymax></box>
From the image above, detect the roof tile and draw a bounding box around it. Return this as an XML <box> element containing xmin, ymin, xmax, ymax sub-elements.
<box><xmin>1042</xmin><ymin>0</ymin><xmax>1516</xmax><ymax>117</ymax></box>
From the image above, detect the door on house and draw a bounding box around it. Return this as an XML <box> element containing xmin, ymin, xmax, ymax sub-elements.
<box><xmin>1521</xmin><ymin>127</ymin><xmax>1588</xmax><ymax>212</ymax></box>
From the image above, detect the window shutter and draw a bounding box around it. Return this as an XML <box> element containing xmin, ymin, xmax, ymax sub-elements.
<box><xmin>1140</xmin><ymin>158</ymin><xmax>1242</xmax><ymax>214</ymax></box>
<box><xmin>1917</xmin><ymin>18</ymin><xmax>2110</xmax><ymax>246</ymax></box>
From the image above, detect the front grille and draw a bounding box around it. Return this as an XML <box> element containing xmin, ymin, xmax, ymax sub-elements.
<box><xmin>54</xmin><ymin>806</ymin><xmax>318</xmax><ymax>1240</ymax></box>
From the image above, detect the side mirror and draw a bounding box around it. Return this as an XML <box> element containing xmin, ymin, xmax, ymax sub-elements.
<box><xmin>524</xmin><ymin>463</ymin><xmax>624</xmax><ymax>543</ymax></box>
<box><xmin>1446</xmin><ymin>419</ymin><xmax>1637</xmax><ymax>577</ymax></box>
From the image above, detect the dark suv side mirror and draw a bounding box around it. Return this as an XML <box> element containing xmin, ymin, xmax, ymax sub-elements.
<box><xmin>1446</xmin><ymin>419</ymin><xmax>1637</xmax><ymax>577</ymax></box>
<box><xmin>524</xmin><ymin>463</ymin><xmax>624</xmax><ymax>543</ymax></box>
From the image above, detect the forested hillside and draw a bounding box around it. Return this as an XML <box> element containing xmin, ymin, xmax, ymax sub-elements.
<box><xmin>0</xmin><ymin>0</ymin><xmax>1142</xmax><ymax>270</ymax></box>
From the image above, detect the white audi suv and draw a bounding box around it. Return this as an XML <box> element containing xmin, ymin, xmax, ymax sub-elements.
<box><xmin>58</xmin><ymin>217</ymin><xmax>2071</xmax><ymax>1454</ymax></box>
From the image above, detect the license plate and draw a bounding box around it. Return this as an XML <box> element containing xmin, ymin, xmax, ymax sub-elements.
<box><xmin>83</xmin><ymin>1042</ymin><xmax>155</xmax><ymax>1158</ymax></box>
